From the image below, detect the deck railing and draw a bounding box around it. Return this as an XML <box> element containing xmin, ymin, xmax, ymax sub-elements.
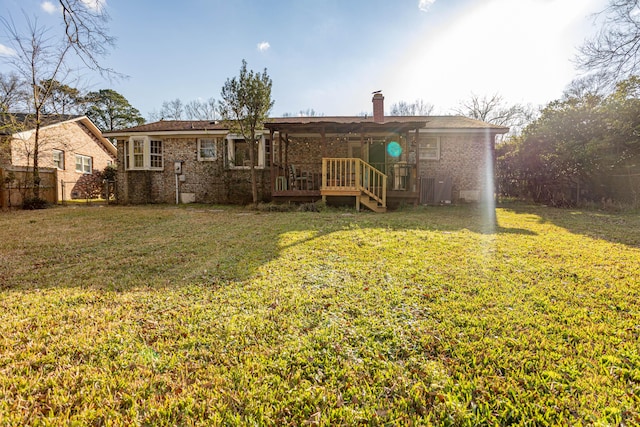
<box><xmin>322</xmin><ymin>158</ymin><xmax>387</xmax><ymax>206</ymax></box>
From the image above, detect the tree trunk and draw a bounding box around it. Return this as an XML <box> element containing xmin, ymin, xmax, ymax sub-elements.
<box><xmin>32</xmin><ymin>117</ymin><xmax>41</xmax><ymax>200</ymax></box>
<box><xmin>249</xmin><ymin>136</ymin><xmax>258</xmax><ymax>205</ymax></box>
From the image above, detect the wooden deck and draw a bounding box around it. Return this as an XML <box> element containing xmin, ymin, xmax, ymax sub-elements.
<box><xmin>271</xmin><ymin>158</ymin><xmax>423</xmax><ymax>211</ymax></box>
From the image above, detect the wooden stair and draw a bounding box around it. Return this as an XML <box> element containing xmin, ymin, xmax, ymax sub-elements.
<box><xmin>359</xmin><ymin>195</ymin><xmax>387</xmax><ymax>213</ymax></box>
<box><xmin>321</xmin><ymin>158</ymin><xmax>388</xmax><ymax>213</ymax></box>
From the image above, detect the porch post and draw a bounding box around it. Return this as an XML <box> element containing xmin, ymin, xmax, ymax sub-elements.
<box><xmin>278</xmin><ymin>131</ymin><xmax>283</xmax><ymax>174</ymax></box>
<box><xmin>270</xmin><ymin>129</ymin><xmax>275</xmax><ymax>191</ymax></box>
<box><xmin>321</xmin><ymin>127</ymin><xmax>327</xmax><ymax>197</ymax></box>
<box><xmin>284</xmin><ymin>133</ymin><xmax>289</xmax><ymax>171</ymax></box>
<box><xmin>414</xmin><ymin>128</ymin><xmax>420</xmax><ymax>177</ymax></box>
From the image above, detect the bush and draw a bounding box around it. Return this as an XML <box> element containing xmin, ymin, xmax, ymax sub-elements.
<box><xmin>256</xmin><ymin>202</ymin><xmax>297</xmax><ymax>212</ymax></box>
<box><xmin>22</xmin><ymin>197</ymin><xmax>48</xmax><ymax>210</ymax></box>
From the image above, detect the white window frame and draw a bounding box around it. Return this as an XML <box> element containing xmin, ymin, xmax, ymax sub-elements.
<box><xmin>149</xmin><ymin>139</ymin><xmax>163</xmax><ymax>169</ymax></box>
<box><xmin>125</xmin><ymin>136</ymin><xmax>164</xmax><ymax>171</ymax></box>
<box><xmin>198</xmin><ymin>138</ymin><xmax>218</xmax><ymax>161</ymax></box>
<box><xmin>75</xmin><ymin>154</ymin><xmax>92</xmax><ymax>174</ymax></box>
<box><xmin>226</xmin><ymin>134</ymin><xmax>266</xmax><ymax>169</ymax></box>
<box><xmin>53</xmin><ymin>149</ymin><xmax>64</xmax><ymax>170</ymax></box>
<box><xmin>419</xmin><ymin>136</ymin><xmax>440</xmax><ymax>161</ymax></box>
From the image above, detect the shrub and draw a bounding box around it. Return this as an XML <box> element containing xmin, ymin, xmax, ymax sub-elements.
<box><xmin>21</xmin><ymin>196</ymin><xmax>48</xmax><ymax>210</ymax></box>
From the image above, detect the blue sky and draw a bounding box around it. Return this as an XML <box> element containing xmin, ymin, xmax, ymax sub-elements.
<box><xmin>1</xmin><ymin>0</ymin><xmax>608</xmax><ymax>119</ymax></box>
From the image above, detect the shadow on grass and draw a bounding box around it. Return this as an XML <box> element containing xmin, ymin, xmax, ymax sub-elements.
<box><xmin>499</xmin><ymin>202</ymin><xmax>640</xmax><ymax>248</ymax></box>
<box><xmin>2</xmin><ymin>204</ymin><xmax>541</xmax><ymax>292</ymax></box>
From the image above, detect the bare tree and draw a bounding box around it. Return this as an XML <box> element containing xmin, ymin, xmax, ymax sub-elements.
<box><xmin>389</xmin><ymin>99</ymin><xmax>434</xmax><ymax>116</ymax></box>
<box><xmin>185</xmin><ymin>98</ymin><xmax>218</xmax><ymax>120</ymax></box>
<box><xmin>57</xmin><ymin>0</ymin><xmax>118</xmax><ymax>77</ymax></box>
<box><xmin>2</xmin><ymin>16</ymin><xmax>73</xmax><ymax>200</ymax></box>
<box><xmin>454</xmin><ymin>93</ymin><xmax>536</xmax><ymax>136</ymax></box>
<box><xmin>562</xmin><ymin>74</ymin><xmax>609</xmax><ymax>101</ymax></box>
<box><xmin>282</xmin><ymin>108</ymin><xmax>324</xmax><ymax>117</ymax></box>
<box><xmin>158</xmin><ymin>98</ymin><xmax>184</xmax><ymax>120</ymax></box>
<box><xmin>578</xmin><ymin>0</ymin><xmax>640</xmax><ymax>84</ymax></box>
<box><xmin>0</xmin><ymin>72</ymin><xmax>27</xmax><ymax>112</ymax></box>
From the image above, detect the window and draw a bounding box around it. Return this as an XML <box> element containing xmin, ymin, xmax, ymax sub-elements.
<box><xmin>75</xmin><ymin>154</ymin><xmax>92</xmax><ymax>174</ymax></box>
<box><xmin>125</xmin><ymin>136</ymin><xmax>164</xmax><ymax>170</ymax></box>
<box><xmin>133</xmin><ymin>138</ymin><xmax>144</xmax><ymax>168</ymax></box>
<box><xmin>53</xmin><ymin>149</ymin><xmax>64</xmax><ymax>170</ymax></box>
<box><xmin>150</xmin><ymin>140</ymin><xmax>163</xmax><ymax>168</ymax></box>
<box><xmin>198</xmin><ymin>138</ymin><xmax>217</xmax><ymax>161</ymax></box>
<box><xmin>419</xmin><ymin>136</ymin><xmax>440</xmax><ymax>160</ymax></box>
<box><xmin>226</xmin><ymin>135</ymin><xmax>267</xmax><ymax>169</ymax></box>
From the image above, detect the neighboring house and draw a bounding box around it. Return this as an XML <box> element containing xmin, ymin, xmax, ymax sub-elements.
<box><xmin>105</xmin><ymin>94</ymin><xmax>508</xmax><ymax>211</ymax></box>
<box><xmin>0</xmin><ymin>114</ymin><xmax>117</xmax><ymax>201</ymax></box>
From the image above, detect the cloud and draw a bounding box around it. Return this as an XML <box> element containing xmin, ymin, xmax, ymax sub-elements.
<box><xmin>418</xmin><ymin>0</ymin><xmax>435</xmax><ymax>12</ymax></box>
<box><xmin>0</xmin><ymin>44</ymin><xmax>16</xmax><ymax>57</ymax></box>
<box><xmin>80</xmin><ymin>0</ymin><xmax>106</xmax><ymax>12</ymax></box>
<box><xmin>41</xmin><ymin>1</ymin><xmax>59</xmax><ymax>14</ymax></box>
<box><xmin>257</xmin><ymin>41</ymin><xmax>271</xmax><ymax>52</ymax></box>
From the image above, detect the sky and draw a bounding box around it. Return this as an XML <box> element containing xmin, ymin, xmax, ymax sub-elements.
<box><xmin>0</xmin><ymin>0</ymin><xmax>610</xmax><ymax>119</ymax></box>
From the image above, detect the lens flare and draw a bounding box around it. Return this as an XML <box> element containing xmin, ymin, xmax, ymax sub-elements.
<box><xmin>387</xmin><ymin>141</ymin><xmax>402</xmax><ymax>157</ymax></box>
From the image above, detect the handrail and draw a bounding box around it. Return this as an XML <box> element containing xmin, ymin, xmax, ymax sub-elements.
<box><xmin>322</xmin><ymin>158</ymin><xmax>387</xmax><ymax>207</ymax></box>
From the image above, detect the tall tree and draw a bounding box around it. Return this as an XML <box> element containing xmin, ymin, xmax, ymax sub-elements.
<box><xmin>84</xmin><ymin>89</ymin><xmax>145</xmax><ymax>132</ymax></box>
<box><xmin>497</xmin><ymin>75</ymin><xmax>640</xmax><ymax>206</ymax></box>
<box><xmin>218</xmin><ymin>59</ymin><xmax>274</xmax><ymax>205</ymax></box>
<box><xmin>579</xmin><ymin>0</ymin><xmax>640</xmax><ymax>84</ymax></box>
<box><xmin>40</xmin><ymin>79</ymin><xmax>84</xmax><ymax>114</ymax></box>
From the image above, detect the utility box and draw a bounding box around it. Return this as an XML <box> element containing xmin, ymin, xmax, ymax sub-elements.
<box><xmin>420</xmin><ymin>176</ymin><xmax>452</xmax><ymax>205</ymax></box>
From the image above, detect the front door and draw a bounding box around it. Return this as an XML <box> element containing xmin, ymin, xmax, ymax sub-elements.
<box><xmin>369</xmin><ymin>141</ymin><xmax>386</xmax><ymax>174</ymax></box>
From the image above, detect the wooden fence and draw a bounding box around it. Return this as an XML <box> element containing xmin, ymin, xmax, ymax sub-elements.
<box><xmin>0</xmin><ymin>166</ymin><xmax>58</xmax><ymax>209</ymax></box>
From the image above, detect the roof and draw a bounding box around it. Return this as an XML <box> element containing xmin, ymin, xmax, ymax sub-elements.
<box><xmin>104</xmin><ymin>115</ymin><xmax>509</xmax><ymax>138</ymax></box>
<box><xmin>0</xmin><ymin>113</ymin><xmax>83</xmax><ymax>135</ymax></box>
<box><xmin>0</xmin><ymin>113</ymin><xmax>116</xmax><ymax>157</ymax></box>
<box><xmin>105</xmin><ymin>120</ymin><xmax>229</xmax><ymax>134</ymax></box>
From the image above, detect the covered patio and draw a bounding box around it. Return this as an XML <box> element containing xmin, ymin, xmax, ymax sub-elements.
<box><xmin>264</xmin><ymin>117</ymin><xmax>427</xmax><ymax>211</ymax></box>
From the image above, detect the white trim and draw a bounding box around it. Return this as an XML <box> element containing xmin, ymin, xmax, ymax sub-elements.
<box><xmin>419</xmin><ymin>135</ymin><xmax>440</xmax><ymax>161</ymax></box>
<box><xmin>106</xmin><ymin>130</ymin><xmax>230</xmax><ymax>138</ymax></box>
<box><xmin>226</xmin><ymin>134</ymin><xmax>266</xmax><ymax>169</ymax></box>
<box><xmin>53</xmin><ymin>149</ymin><xmax>64</xmax><ymax>170</ymax></box>
<box><xmin>418</xmin><ymin>128</ymin><xmax>504</xmax><ymax>135</ymax></box>
<box><xmin>197</xmin><ymin>137</ymin><xmax>218</xmax><ymax>161</ymax></box>
<box><xmin>125</xmin><ymin>136</ymin><xmax>164</xmax><ymax>170</ymax></box>
<box><xmin>75</xmin><ymin>154</ymin><xmax>93</xmax><ymax>174</ymax></box>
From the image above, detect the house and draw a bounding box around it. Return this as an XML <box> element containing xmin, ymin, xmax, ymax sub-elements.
<box><xmin>105</xmin><ymin>94</ymin><xmax>508</xmax><ymax>211</ymax></box>
<box><xmin>0</xmin><ymin>114</ymin><xmax>117</xmax><ymax>202</ymax></box>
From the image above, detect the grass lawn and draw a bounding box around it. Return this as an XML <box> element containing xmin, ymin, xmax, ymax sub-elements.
<box><xmin>0</xmin><ymin>203</ymin><xmax>639</xmax><ymax>426</ymax></box>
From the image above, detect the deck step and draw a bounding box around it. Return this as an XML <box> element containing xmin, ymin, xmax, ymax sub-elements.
<box><xmin>359</xmin><ymin>195</ymin><xmax>387</xmax><ymax>213</ymax></box>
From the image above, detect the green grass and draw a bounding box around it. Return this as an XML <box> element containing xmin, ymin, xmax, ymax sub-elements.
<box><xmin>0</xmin><ymin>204</ymin><xmax>639</xmax><ymax>426</ymax></box>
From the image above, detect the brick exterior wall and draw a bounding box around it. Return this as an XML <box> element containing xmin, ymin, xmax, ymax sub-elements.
<box><xmin>116</xmin><ymin>136</ymin><xmax>271</xmax><ymax>205</ymax></box>
<box><xmin>9</xmin><ymin>120</ymin><xmax>116</xmax><ymax>201</ymax></box>
<box><xmin>418</xmin><ymin>133</ymin><xmax>493</xmax><ymax>202</ymax></box>
<box><xmin>116</xmin><ymin>131</ymin><xmax>495</xmax><ymax>205</ymax></box>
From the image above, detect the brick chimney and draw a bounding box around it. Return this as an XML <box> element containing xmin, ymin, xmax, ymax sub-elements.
<box><xmin>372</xmin><ymin>92</ymin><xmax>384</xmax><ymax>123</ymax></box>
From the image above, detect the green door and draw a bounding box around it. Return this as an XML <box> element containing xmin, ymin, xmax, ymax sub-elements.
<box><xmin>369</xmin><ymin>141</ymin><xmax>386</xmax><ymax>174</ymax></box>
